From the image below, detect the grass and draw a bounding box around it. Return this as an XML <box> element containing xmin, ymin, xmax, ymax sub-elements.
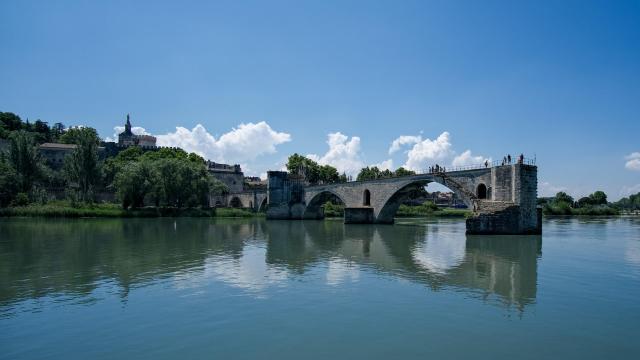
<box><xmin>215</xmin><ymin>207</ymin><xmax>261</xmax><ymax>218</ymax></box>
<box><xmin>396</xmin><ymin>203</ymin><xmax>471</xmax><ymax>218</ymax></box>
<box><xmin>0</xmin><ymin>200</ymin><xmax>262</xmax><ymax>218</ymax></box>
<box><xmin>320</xmin><ymin>201</ymin><xmax>471</xmax><ymax>218</ymax></box>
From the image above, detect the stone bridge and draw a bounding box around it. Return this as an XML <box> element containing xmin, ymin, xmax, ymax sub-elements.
<box><xmin>266</xmin><ymin>163</ymin><xmax>541</xmax><ymax>235</ymax></box>
<box><xmin>210</xmin><ymin>191</ymin><xmax>268</xmax><ymax>212</ymax></box>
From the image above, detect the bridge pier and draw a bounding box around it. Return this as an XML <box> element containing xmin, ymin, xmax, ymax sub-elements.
<box><xmin>344</xmin><ymin>207</ymin><xmax>374</xmax><ymax>224</ymax></box>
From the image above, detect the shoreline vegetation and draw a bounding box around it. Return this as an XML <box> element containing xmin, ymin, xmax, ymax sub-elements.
<box><xmin>322</xmin><ymin>201</ymin><xmax>471</xmax><ymax>218</ymax></box>
<box><xmin>539</xmin><ymin>191</ymin><xmax>638</xmax><ymax>216</ymax></box>
<box><xmin>0</xmin><ymin>201</ymin><xmax>261</xmax><ymax>218</ymax></box>
<box><xmin>1</xmin><ymin>199</ymin><xmax>638</xmax><ymax>219</ymax></box>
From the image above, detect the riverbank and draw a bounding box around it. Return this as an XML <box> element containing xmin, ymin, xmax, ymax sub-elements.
<box><xmin>322</xmin><ymin>202</ymin><xmax>472</xmax><ymax>218</ymax></box>
<box><xmin>542</xmin><ymin>203</ymin><xmax>620</xmax><ymax>216</ymax></box>
<box><xmin>0</xmin><ymin>202</ymin><xmax>261</xmax><ymax>218</ymax></box>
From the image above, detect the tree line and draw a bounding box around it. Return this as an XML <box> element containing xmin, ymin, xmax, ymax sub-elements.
<box><xmin>0</xmin><ymin>112</ymin><xmax>227</xmax><ymax>209</ymax></box>
<box><xmin>537</xmin><ymin>190</ymin><xmax>640</xmax><ymax>215</ymax></box>
<box><xmin>286</xmin><ymin>154</ymin><xmax>416</xmax><ymax>184</ymax></box>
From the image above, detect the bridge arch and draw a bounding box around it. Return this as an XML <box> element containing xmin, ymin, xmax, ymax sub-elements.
<box><xmin>229</xmin><ymin>196</ymin><xmax>243</xmax><ymax>208</ymax></box>
<box><xmin>374</xmin><ymin>177</ymin><xmax>475</xmax><ymax>223</ymax></box>
<box><xmin>258</xmin><ymin>197</ymin><xmax>267</xmax><ymax>212</ymax></box>
<box><xmin>303</xmin><ymin>190</ymin><xmax>346</xmax><ymax>220</ymax></box>
<box><xmin>375</xmin><ymin>181</ymin><xmax>430</xmax><ymax>223</ymax></box>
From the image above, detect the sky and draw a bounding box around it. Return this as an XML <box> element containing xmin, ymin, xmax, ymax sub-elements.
<box><xmin>1</xmin><ymin>0</ymin><xmax>638</xmax><ymax>200</ymax></box>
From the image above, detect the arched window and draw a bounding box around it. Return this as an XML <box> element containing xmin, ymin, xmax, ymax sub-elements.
<box><xmin>230</xmin><ymin>197</ymin><xmax>242</xmax><ymax>208</ymax></box>
<box><xmin>363</xmin><ymin>189</ymin><xmax>371</xmax><ymax>206</ymax></box>
<box><xmin>477</xmin><ymin>184</ymin><xmax>487</xmax><ymax>199</ymax></box>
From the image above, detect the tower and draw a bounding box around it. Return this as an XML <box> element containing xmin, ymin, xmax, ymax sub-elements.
<box><xmin>125</xmin><ymin>114</ymin><xmax>132</xmax><ymax>135</ymax></box>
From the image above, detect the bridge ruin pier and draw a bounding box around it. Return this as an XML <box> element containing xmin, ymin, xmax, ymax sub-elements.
<box><xmin>266</xmin><ymin>163</ymin><xmax>541</xmax><ymax>235</ymax></box>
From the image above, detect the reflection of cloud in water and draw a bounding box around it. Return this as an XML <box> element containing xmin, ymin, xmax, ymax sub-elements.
<box><xmin>174</xmin><ymin>244</ymin><xmax>288</xmax><ymax>295</ymax></box>
<box><xmin>412</xmin><ymin>235</ymin><xmax>465</xmax><ymax>274</ymax></box>
<box><xmin>326</xmin><ymin>258</ymin><xmax>360</xmax><ymax>286</ymax></box>
<box><xmin>625</xmin><ymin>240</ymin><xmax>640</xmax><ymax>277</ymax></box>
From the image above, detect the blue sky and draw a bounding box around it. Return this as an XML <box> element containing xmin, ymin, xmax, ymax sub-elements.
<box><xmin>1</xmin><ymin>0</ymin><xmax>639</xmax><ymax>199</ymax></box>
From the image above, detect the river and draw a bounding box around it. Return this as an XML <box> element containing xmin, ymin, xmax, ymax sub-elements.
<box><xmin>1</xmin><ymin>217</ymin><xmax>639</xmax><ymax>359</ymax></box>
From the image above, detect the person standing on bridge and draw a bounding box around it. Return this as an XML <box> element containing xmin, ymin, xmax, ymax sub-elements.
<box><xmin>519</xmin><ymin>153</ymin><xmax>524</xmax><ymax>164</ymax></box>
<box><xmin>507</xmin><ymin>154</ymin><xmax>512</xmax><ymax>164</ymax></box>
<box><xmin>485</xmin><ymin>160</ymin><xmax>489</xmax><ymax>168</ymax></box>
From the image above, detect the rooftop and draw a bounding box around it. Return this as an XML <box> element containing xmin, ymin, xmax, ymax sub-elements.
<box><xmin>40</xmin><ymin>143</ymin><xmax>77</xmax><ymax>150</ymax></box>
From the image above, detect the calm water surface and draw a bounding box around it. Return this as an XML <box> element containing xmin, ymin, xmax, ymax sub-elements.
<box><xmin>1</xmin><ymin>217</ymin><xmax>639</xmax><ymax>359</ymax></box>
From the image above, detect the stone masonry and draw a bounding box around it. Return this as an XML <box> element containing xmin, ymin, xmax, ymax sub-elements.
<box><xmin>266</xmin><ymin>164</ymin><xmax>541</xmax><ymax>235</ymax></box>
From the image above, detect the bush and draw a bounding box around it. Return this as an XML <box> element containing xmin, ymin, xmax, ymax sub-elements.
<box><xmin>322</xmin><ymin>201</ymin><xmax>344</xmax><ymax>217</ymax></box>
<box><xmin>12</xmin><ymin>193</ymin><xmax>29</xmax><ymax>206</ymax></box>
<box><xmin>215</xmin><ymin>208</ymin><xmax>256</xmax><ymax>218</ymax></box>
<box><xmin>396</xmin><ymin>202</ymin><xmax>470</xmax><ymax>217</ymax></box>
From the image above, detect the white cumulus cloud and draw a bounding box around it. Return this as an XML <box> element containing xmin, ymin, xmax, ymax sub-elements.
<box><xmin>620</xmin><ymin>183</ymin><xmax>640</xmax><ymax>197</ymax></box>
<box><xmin>156</xmin><ymin>121</ymin><xmax>291</xmax><ymax>164</ymax></box>
<box><xmin>539</xmin><ymin>181</ymin><xmax>567</xmax><ymax>197</ymax></box>
<box><xmin>372</xmin><ymin>159</ymin><xmax>394</xmax><ymax>171</ymax></box>
<box><xmin>389</xmin><ymin>135</ymin><xmax>422</xmax><ymax>154</ymax></box>
<box><xmin>625</xmin><ymin>152</ymin><xmax>640</xmax><ymax>171</ymax></box>
<box><xmin>389</xmin><ymin>131</ymin><xmax>492</xmax><ymax>172</ymax></box>
<box><xmin>399</xmin><ymin>131</ymin><xmax>453</xmax><ymax>171</ymax></box>
<box><xmin>452</xmin><ymin>150</ymin><xmax>490</xmax><ymax>167</ymax></box>
<box><xmin>307</xmin><ymin>132</ymin><xmax>365</xmax><ymax>176</ymax></box>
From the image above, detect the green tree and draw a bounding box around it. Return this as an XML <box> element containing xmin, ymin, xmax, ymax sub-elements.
<box><xmin>285</xmin><ymin>153</ymin><xmax>341</xmax><ymax>184</ymax></box>
<box><xmin>110</xmin><ymin>150</ymin><xmax>224</xmax><ymax>209</ymax></box>
<box><xmin>102</xmin><ymin>146</ymin><xmax>144</xmax><ymax>187</ymax></box>
<box><xmin>0</xmin><ymin>154</ymin><xmax>17</xmax><ymax>206</ymax></box>
<box><xmin>614</xmin><ymin>192</ymin><xmax>640</xmax><ymax>210</ymax></box>
<box><xmin>8</xmin><ymin>131</ymin><xmax>42</xmax><ymax>193</ymax></box>
<box><xmin>553</xmin><ymin>191</ymin><xmax>574</xmax><ymax>205</ymax></box>
<box><xmin>114</xmin><ymin>160</ymin><xmax>157</xmax><ymax>209</ymax></box>
<box><xmin>588</xmin><ymin>191</ymin><xmax>607</xmax><ymax>205</ymax></box>
<box><xmin>0</xmin><ymin>122</ymin><xmax>9</xmax><ymax>139</ymax></box>
<box><xmin>51</xmin><ymin>123</ymin><xmax>65</xmax><ymax>141</ymax></box>
<box><xmin>60</xmin><ymin>126</ymin><xmax>100</xmax><ymax>145</ymax></box>
<box><xmin>286</xmin><ymin>153</ymin><xmax>320</xmax><ymax>182</ymax></box>
<box><xmin>318</xmin><ymin>164</ymin><xmax>340</xmax><ymax>184</ymax></box>
<box><xmin>33</xmin><ymin>120</ymin><xmax>51</xmax><ymax>143</ymax></box>
<box><xmin>64</xmin><ymin>128</ymin><xmax>101</xmax><ymax>202</ymax></box>
<box><xmin>394</xmin><ymin>167</ymin><xmax>415</xmax><ymax>177</ymax></box>
<box><xmin>0</xmin><ymin>112</ymin><xmax>23</xmax><ymax>131</ymax></box>
<box><xmin>357</xmin><ymin>166</ymin><xmax>381</xmax><ymax>181</ymax></box>
<box><xmin>576</xmin><ymin>197</ymin><xmax>592</xmax><ymax>208</ymax></box>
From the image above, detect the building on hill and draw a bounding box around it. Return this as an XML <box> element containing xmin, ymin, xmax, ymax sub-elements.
<box><xmin>207</xmin><ymin>161</ymin><xmax>244</xmax><ymax>193</ymax></box>
<box><xmin>38</xmin><ymin>142</ymin><xmax>106</xmax><ymax>170</ymax></box>
<box><xmin>244</xmin><ymin>176</ymin><xmax>267</xmax><ymax>190</ymax></box>
<box><xmin>39</xmin><ymin>143</ymin><xmax>77</xmax><ymax>169</ymax></box>
<box><xmin>118</xmin><ymin>114</ymin><xmax>157</xmax><ymax>148</ymax></box>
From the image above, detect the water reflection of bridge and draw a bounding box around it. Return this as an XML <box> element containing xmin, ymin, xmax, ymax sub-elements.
<box><xmin>265</xmin><ymin>221</ymin><xmax>541</xmax><ymax>310</ymax></box>
<box><xmin>0</xmin><ymin>218</ymin><xmax>541</xmax><ymax>314</ymax></box>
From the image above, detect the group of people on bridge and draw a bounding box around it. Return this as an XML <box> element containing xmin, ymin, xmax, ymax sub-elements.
<box><xmin>428</xmin><ymin>164</ymin><xmax>446</xmax><ymax>174</ymax></box>
<box><xmin>428</xmin><ymin>153</ymin><xmax>527</xmax><ymax>173</ymax></box>
<box><xmin>501</xmin><ymin>153</ymin><xmax>525</xmax><ymax>166</ymax></box>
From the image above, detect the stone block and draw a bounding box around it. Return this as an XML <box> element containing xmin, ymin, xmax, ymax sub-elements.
<box><xmin>344</xmin><ymin>207</ymin><xmax>374</xmax><ymax>224</ymax></box>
